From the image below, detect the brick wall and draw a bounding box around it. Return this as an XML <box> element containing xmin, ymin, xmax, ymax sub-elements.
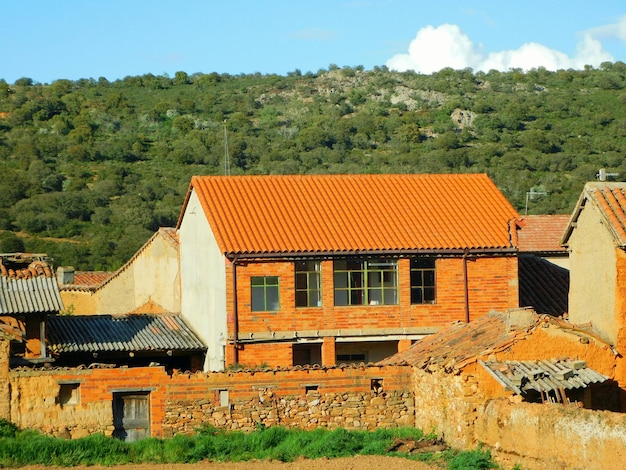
<box><xmin>6</xmin><ymin>363</ymin><xmax>413</xmax><ymax>439</ymax></box>
<box><xmin>225</xmin><ymin>256</ymin><xmax>518</xmax><ymax>366</ymax></box>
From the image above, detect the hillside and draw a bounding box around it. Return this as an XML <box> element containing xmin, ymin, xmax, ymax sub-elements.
<box><xmin>1</xmin><ymin>63</ymin><xmax>625</xmax><ymax>269</ymax></box>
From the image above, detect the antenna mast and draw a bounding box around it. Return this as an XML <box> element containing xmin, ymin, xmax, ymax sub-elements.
<box><xmin>223</xmin><ymin>120</ymin><xmax>231</xmax><ymax>176</ymax></box>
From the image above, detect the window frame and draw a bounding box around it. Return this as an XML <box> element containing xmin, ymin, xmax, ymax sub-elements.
<box><xmin>250</xmin><ymin>276</ymin><xmax>280</xmax><ymax>312</ymax></box>
<box><xmin>333</xmin><ymin>258</ymin><xmax>398</xmax><ymax>306</ymax></box>
<box><xmin>410</xmin><ymin>257</ymin><xmax>436</xmax><ymax>304</ymax></box>
<box><xmin>295</xmin><ymin>260</ymin><xmax>322</xmax><ymax>308</ymax></box>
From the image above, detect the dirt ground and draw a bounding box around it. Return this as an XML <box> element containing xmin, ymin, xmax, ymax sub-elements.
<box><xmin>17</xmin><ymin>456</ymin><xmax>441</xmax><ymax>470</ymax></box>
<box><xmin>11</xmin><ymin>453</ymin><xmax>545</xmax><ymax>470</ymax></box>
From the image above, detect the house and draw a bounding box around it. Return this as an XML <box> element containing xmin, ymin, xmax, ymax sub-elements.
<box><xmin>379</xmin><ymin>308</ymin><xmax>620</xmax><ymax>452</ymax></box>
<box><xmin>0</xmin><ymin>253</ymin><xmax>64</xmax><ymax>365</ymax></box>
<box><xmin>176</xmin><ymin>174</ymin><xmax>521</xmax><ymax>371</ymax></box>
<box><xmin>561</xmin><ymin>182</ymin><xmax>626</xmax><ymax>390</ymax></box>
<box><xmin>58</xmin><ymin>227</ymin><xmax>180</xmax><ymax>315</ymax></box>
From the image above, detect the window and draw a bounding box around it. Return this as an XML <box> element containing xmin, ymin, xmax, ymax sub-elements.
<box><xmin>333</xmin><ymin>258</ymin><xmax>398</xmax><ymax>306</ymax></box>
<box><xmin>58</xmin><ymin>382</ymin><xmax>80</xmax><ymax>406</ymax></box>
<box><xmin>337</xmin><ymin>353</ymin><xmax>367</xmax><ymax>362</ymax></box>
<box><xmin>295</xmin><ymin>261</ymin><xmax>321</xmax><ymax>307</ymax></box>
<box><xmin>219</xmin><ymin>389</ymin><xmax>229</xmax><ymax>407</ymax></box>
<box><xmin>251</xmin><ymin>276</ymin><xmax>280</xmax><ymax>311</ymax></box>
<box><xmin>411</xmin><ymin>257</ymin><xmax>436</xmax><ymax>304</ymax></box>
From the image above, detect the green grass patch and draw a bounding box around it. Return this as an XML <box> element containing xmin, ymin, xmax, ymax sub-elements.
<box><xmin>0</xmin><ymin>419</ymin><xmax>498</xmax><ymax>468</ymax></box>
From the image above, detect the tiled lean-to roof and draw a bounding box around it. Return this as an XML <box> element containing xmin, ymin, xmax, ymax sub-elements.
<box><xmin>47</xmin><ymin>314</ymin><xmax>206</xmax><ymax>353</ymax></box>
<box><xmin>562</xmin><ymin>182</ymin><xmax>626</xmax><ymax>247</ymax></box>
<box><xmin>379</xmin><ymin>309</ymin><xmax>606</xmax><ymax>373</ymax></box>
<box><xmin>518</xmin><ymin>215</ymin><xmax>570</xmax><ymax>254</ymax></box>
<box><xmin>180</xmin><ymin>174</ymin><xmax>520</xmax><ymax>255</ymax></box>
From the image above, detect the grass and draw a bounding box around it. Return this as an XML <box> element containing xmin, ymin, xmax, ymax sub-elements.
<box><xmin>0</xmin><ymin>419</ymin><xmax>498</xmax><ymax>469</ymax></box>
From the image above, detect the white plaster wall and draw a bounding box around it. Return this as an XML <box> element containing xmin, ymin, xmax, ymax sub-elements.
<box><xmin>568</xmin><ymin>203</ymin><xmax>618</xmax><ymax>344</ymax></box>
<box><xmin>179</xmin><ymin>190</ymin><xmax>227</xmax><ymax>371</ymax></box>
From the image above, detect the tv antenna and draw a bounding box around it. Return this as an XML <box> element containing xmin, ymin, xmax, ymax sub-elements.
<box><xmin>223</xmin><ymin>120</ymin><xmax>231</xmax><ymax>176</ymax></box>
<box><xmin>525</xmin><ymin>187</ymin><xmax>547</xmax><ymax>215</ymax></box>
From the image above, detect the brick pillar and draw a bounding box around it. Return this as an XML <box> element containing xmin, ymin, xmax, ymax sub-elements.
<box><xmin>321</xmin><ymin>337</ymin><xmax>336</xmax><ymax>366</ymax></box>
<box><xmin>398</xmin><ymin>339</ymin><xmax>412</xmax><ymax>353</ymax></box>
<box><xmin>0</xmin><ymin>340</ymin><xmax>10</xmax><ymax>420</ymax></box>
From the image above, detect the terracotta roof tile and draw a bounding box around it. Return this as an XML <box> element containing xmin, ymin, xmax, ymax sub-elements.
<box><xmin>182</xmin><ymin>174</ymin><xmax>520</xmax><ymax>255</ymax></box>
<box><xmin>563</xmin><ymin>182</ymin><xmax>626</xmax><ymax>247</ymax></box>
<box><xmin>73</xmin><ymin>271</ymin><xmax>113</xmax><ymax>286</ymax></box>
<box><xmin>379</xmin><ymin>309</ymin><xmax>601</xmax><ymax>372</ymax></box>
<box><xmin>517</xmin><ymin>215</ymin><xmax>569</xmax><ymax>253</ymax></box>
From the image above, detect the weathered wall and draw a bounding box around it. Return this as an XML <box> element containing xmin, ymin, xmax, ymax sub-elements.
<box><xmin>476</xmin><ymin>399</ymin><xmax>626</xmax><ymax>470</ymax></box>
<box><xmin>0</xmin><ymin>340</ymin><xmax>10</xmax><ymax>420</ymax></box>
<box><xmin>60</xmin><ymin>230</ymin><xmax>181</xmax><ymax>317</ymax></box>
<box><xmin>412</xmin><ymin>367</ymin><xmax>486</xmax><ymax>449</ymax></box>
<box><xmin>6</xmin><ymin>364</ymin><xmax>413</xmax><ymax>438</ymax></box>
<box><xmin>567</xmin><ymin>203</ymin><xmax>617</xmax><ymax>343</ymax></box>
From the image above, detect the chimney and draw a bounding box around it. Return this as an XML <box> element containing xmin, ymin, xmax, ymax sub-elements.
<box><xmin>57</xmin><ymin>266</ymin><xmax>75</xmax><ymax>285</ymax></box>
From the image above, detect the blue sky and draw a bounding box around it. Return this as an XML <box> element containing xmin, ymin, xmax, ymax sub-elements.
<box><xmin>3</xmin><ymin>1</ymin><xmax>626</xmax><ymax>84</ymax></box>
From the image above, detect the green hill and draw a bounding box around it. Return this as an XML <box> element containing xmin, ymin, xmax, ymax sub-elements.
<box><xmin>1</xmin><ymin>63</ymin><xmax>625</xmax><ymax>269</ymax></box>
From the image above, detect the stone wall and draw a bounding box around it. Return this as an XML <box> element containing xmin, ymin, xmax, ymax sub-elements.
<box><xmin>163</xmin><ymin>390</ymin><xmax>413</xmax><ymax>436</ymax></box>
<box><xmin>5</xmin><ymin>363</ymin><xmax>414</xmax><ymax>438</ymax></box>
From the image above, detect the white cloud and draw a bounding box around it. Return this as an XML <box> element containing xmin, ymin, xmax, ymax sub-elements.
<box><xmin>386</xmin><ymin>23</ymin><xmax>615</xmax><ymax>73</ymax></box>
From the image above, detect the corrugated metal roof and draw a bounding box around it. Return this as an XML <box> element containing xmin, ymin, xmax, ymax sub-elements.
<box><xmin>47</xmin><ymin>314</ymin><xmax>206</xmax><ymax>353</ymax></box>
<box><xmin>181</xmin><ymin>174</ymin><xmax>520</xmax><ymax>255</ymax></box>
<box><xmin>480</xmin><ymin>358</ymin><xmax>608</xmax><ymax>395</ymax></box>
<box><xmin>0</xmin><ymin>276</ymin><xmax>64</xmax><ymax>314</ymax></box>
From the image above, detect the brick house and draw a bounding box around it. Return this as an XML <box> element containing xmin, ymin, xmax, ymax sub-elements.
<box><xmin>177</xmin><ymin>174</ymin><xmax>521</xmax><ymax>371</ymax></box>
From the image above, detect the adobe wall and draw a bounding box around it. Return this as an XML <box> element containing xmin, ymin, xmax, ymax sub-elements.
<box><xmin>412</xmin><ymin>367</ymin><xmax>487</xmax><ymax>449</ymax></box>
<box><xmin>0</xmin><ymin>340</ymin><xmax>9</xmax><ymax>420</ymax></box>
<box><xmin>6</xmin><ymin>364</ymin><xmax>413</xmax><ymax>439</ymax></box>
<box><xmin>476</xmin><ymin>399</ymin><xmax>626</xmax><ymax>470</ymax></box>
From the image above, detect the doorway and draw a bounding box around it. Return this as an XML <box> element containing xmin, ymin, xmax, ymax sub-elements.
<box><xmin>113</xmin><ymin>392</ymin><xmax>150</xmax><ymax>441</ymax></box>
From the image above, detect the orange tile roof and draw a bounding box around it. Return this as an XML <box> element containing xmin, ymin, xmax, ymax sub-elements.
<box><xmin>73</xmin><ymin>271</ymin><xmax>113</xmax><ymax>286</ymax></box>
<box><xmin>182</xmin><ymin>174</ymin><xmax>520</xmax><ymax>256</ymax></box>
<box><xmin>563</xmin><ymin>182</ymin><xmax>626</xmax><ymax>247</ymax></box>
<box><xmin>517</xmin><ymin>215</ymin><xmax>569</xmax><ymax>253</ymax></box>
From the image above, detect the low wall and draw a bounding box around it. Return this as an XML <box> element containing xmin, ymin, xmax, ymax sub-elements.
<box><xmin>475</xmin><ymin>399</ymin><xmax>626</xmax><ymax>470</ymax></box>
<box><xmin>412</xmin><ymin>367</ymin><xmax>486</xmax><ymax>448</ymax></box>
<box><xmin>6</xmin><ymin>364</ymin><xmax>414</xmax><ymax>439</ymax></box>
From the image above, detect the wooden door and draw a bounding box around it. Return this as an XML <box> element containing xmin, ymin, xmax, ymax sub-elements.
<box><xmin>113</xmin><ymin>392</ymin><xmax>150</xmax><ymax>441</ymax></box>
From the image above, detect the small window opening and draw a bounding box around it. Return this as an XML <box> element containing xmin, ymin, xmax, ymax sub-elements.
<box><xmin>219</xmin><ymin>389</ymin><xmax>229</xmax><ymax>407</ymax></box>
<box><xmin>371</xmin><ymin>379</ymin><xmax>383</xmax><ymax>395</ymax></box>
<box><xmin>58</xmin><ymin>383</ymin><xmax>80</xmax><ymax>406</ymax></box>
<box><xmin>305</xmin><ymin>385</ymin><xmax>319</xmax><ymax>394</ymax></box>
